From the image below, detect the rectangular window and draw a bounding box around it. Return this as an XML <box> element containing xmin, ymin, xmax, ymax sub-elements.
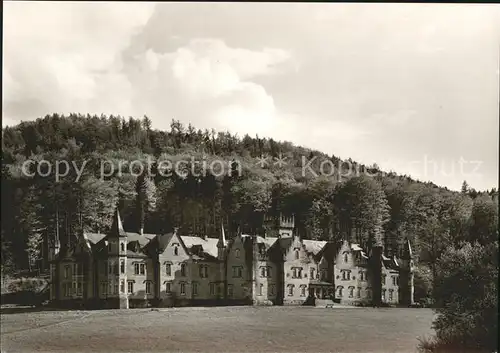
<box><xmin>192</xmin><ymin>282</ymin><xmax>198</xmax><ymax>296</ymax></box>
<box><xmin>180</xmin><ymin>282</ymin><xmax>186</xmax><ymax>295</ymax></box>
<box><xmin>146</xmin><ymin>282</ymin><xmax>152</xmax><ymax>295</ymax></box>
<box><xmin>120</xmin><ymin>280</ymin><xmax>125</xmax><ymax>293</ymax></box>
<box><xmin>287</xmin><ymin>284</ymin><xmax>294</xmax><ymax>296</ymax></box>
<box><xmin>120</xmin><ymin>261</ymin><xmax>125</xmax><ymax>274</ymax></box>
<box><xmin>389</xmin><ymin>289</ymin><xmax>393</xmax><ymax>302</ymax></box>
<box><xmin>134</xmin><ymin>263</ymin><xmax>140</xmax><ymax>275</ymax></box>
<box><xmin>198</xmin><ymin>265</ymin><xmax>209</xmax><ymax>278</ymax></box>
<box><xmin>228</xmin><ymin>284</ymin><xmax>233</xmax><ymax>297</ymax></box>
<box><xmin>165</xmin><ymin>282</ymin><xmax>172</xmax><ymax>293</ymax></box>
<box><xmin>64</xmin><ymin>265</ymin><xmax>70</xmax><ymax>279</ymax></box>
<box><xmin>310</xmin><ymin>268</ymin><xmax>316</xmax><ymax>279</ymax></box>
<box><xmin>292</xmin><ymin>267</ymin><xmax>303</xmax><ymax>279</ymax></box>
<box><xmin>128</xmin><ymin>281</ymin><xmax>134</xmax><ymax>294</ymax></box>
<box><xmin>357</xmin><ymin>287</ymin><xmax>361</xmax><ymax>298</ymax></box>
<box><xmin>300</xmin><ymin>285</ymin><xmax>306</xmax><ymax>297</ymax></box>
<box><xmin>392</xmin><ymin>276</ymin><xmax>397</xmax><ymax>286</ymax></box>
<box><xmin>232</xmin><ymin>266</ymin><xmax>242</xmax><ymax>278</ymax></box>
<box><xmin>259</xmin><ymin>284</ymin><xmax>263</xmax><ymax>296</ymax></box>
<box><xmin>259</xmin><ymin>267</ymin><xmax>271</xmax><ymax>278</ymax></box>
<box><xmin>210</xmin><ymin>283</ymin><xmax>216</xmax><ymax>296</ymax></box>
<box><xmin>348</xmin><ymin>287</ymin><xmax>354</xmax><ymax>298</ymax></box>
<box><xmin>165</xmin><ymin>263</ymin><xmax>171</xmax><ymax>276</ymax></box>
<box><xmin>140</xmin><ymin>263</ymin><xmax>146</xmax><ymax>275</ymax></box>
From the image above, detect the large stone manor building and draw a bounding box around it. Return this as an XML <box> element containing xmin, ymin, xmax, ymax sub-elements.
<box><xmin>49</xmin><ymin>209</ymin><xmax>414</xmax><ymax>308</ymax></box>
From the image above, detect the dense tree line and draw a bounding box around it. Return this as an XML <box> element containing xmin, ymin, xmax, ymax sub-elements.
<box><xmin>1</xmin><ymin>114</ymin><xmax>497</xmax><ymax>278</ymax></box>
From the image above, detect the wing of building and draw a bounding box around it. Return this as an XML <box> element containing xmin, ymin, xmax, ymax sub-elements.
<box><xmin>48</xmin><ymin>209</ymin><xmax>414</xmax><ymax>309</ymax></box>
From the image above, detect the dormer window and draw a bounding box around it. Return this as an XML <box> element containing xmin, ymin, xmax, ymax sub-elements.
<box><xmin>235</xmin><ymin>249</ymin><xmax>240</xmax><ymax>258</ymax></box>
<box><xmin>174</xmin><ymin>246</ymin><xmax>179</xmax><ymax>256</ymax></box>
<box><xmin>343</xmin><ymin>252</ymin><xmax>349</xmax><ymax>263</ymax></box>
<box><xmin>295</xmin><ymin>250</ymin><xmax>299</xmax><ymax>260</ymax></box>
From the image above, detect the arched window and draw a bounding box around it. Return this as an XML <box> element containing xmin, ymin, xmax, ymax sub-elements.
<box><xmin>120</xmin><ymin>243</ymin><xmax>125</xmax><ymax>252</ymax></box>
<box><xmin>337</xmin><ymin>286</ymin><xmax>343</xmax><ymax>297</ymax></box>
<box><xmin>174</xmin><ymin>246</ymin><xmax>179</xmax><ymax>256</ymax></box>
<box><xmin>295</xmin><ymin>250</ymin><xmax>299</xmax><ymax>260</ymax></box>
<box><xmin>343</xmin><ymin>252</ymin><xmax>349</xmax><ymax>263</ymax></box>
<box><xmin>235</xmin><ymin>249</ymin><xmax>240</xmax><ymax>258</ymax></box>
<box><xmin>180</xmin><ymin>263</ymin><xmax>186</xmax><ymax>277</ymax></box>
<box><xmin>310</xmin><ymin>268</ymin><xmax>316</xmax><ymax>279</ymax></box>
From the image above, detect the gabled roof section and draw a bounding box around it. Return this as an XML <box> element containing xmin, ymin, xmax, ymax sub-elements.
<box><xmin>84</xmin><ymin>233</ymin><xmax>106</xmax><ymax>245</ymax></box>
<box><xmin>303</xmin><ymin>240</ymin><xmax>327</xmax><ymax>256</ymax></box>
<box><xmin>182</xmin><ymin>236</ymin><xmax>219</xmax><ymax>259</ymax></box>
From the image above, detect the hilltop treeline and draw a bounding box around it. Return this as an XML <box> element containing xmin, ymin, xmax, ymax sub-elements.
<box><xmin>1</xmin><ymin>114</ymin><xmax>497</xmax><ymax>274</ymax></box>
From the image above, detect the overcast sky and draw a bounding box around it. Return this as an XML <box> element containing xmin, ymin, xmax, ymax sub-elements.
<box><xmin>3</xmin><ymin>2</ymin><xmax>499</xmax><ymax>191</ymax></box>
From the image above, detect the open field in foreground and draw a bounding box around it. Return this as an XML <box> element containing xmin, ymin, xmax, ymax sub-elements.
<box><xmin>1</xmin><ymin>306</ymin><xmax>435</xmax><ymax>353</ymax></box>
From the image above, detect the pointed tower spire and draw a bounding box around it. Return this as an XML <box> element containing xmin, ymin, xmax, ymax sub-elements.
<box><xmin>111</xmin><ymin>207</ymin><xmax>127</xmax><ymax>238</ymax></box>
<box><xmin>402</xmin><ymin>238</ymin><xmax>413</xmax><ymax>259</ymax></box>
<box><xmin>217</xmin><ymin>221</ymin><xmax>227</xmax><ymax>248</ymax></box>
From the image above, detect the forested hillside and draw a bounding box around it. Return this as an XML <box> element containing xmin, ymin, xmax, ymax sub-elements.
<box><xmin>1</xmin><ymin>114</ymin><xmax>498</xmax><ymax>280</ymax></box>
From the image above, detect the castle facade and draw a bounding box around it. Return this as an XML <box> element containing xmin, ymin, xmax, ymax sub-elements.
<box><xmin>49</xmin><ymin>210</ymin><xmax>414</xmax><ymax>309</ymax></box>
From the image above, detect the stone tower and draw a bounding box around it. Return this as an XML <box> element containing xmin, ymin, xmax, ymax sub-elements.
<box><xmin>278</xmin><ymin>214</ymin><xmax>295</xmax><ymax>238</ymax></box>
<box><xmin>264</xmin><ymin>212</ymin><xmax>295</xmax><ymax>238</ymax></box>
<box><xmin>109</xmin><ymin>208</ymin><xmax>129</xmax><ymax>309</ymax></box>
<box><xmin>48</xmin><ymin>219</ymin><xmax>61</xmax><ymax>301</ymax></box>
<box><xmin>369</xmin><ymin>244</ymin><xmax>383</xmax><ymax>307</ymax></box>
<box><xmin>399</xmin><ymin>238</ymin><xmax>415</xmax><ymax>306</ymax></box>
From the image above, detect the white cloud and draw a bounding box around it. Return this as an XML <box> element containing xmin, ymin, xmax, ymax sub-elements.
<box><xmin>126</xmin><ymin>38</ymin><xmax>292</xmax><ymax>136</ymax></box>
<box><xmin>3</xmin><ymin>2</ymin><xmax>155</xmax><ymax>120</ymax></box>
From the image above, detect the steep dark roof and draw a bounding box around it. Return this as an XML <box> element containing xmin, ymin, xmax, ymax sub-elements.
<box><xmin>110</xmin><ymin>208</ymin><xmax>127</xmax><ymax>238</ymax></box>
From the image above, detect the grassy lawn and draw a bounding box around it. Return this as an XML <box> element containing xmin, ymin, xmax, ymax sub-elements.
<box><xmin>1</xmin><ymin>306</ymin><xmax>435</xmax><ymax>353</ymax></box>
